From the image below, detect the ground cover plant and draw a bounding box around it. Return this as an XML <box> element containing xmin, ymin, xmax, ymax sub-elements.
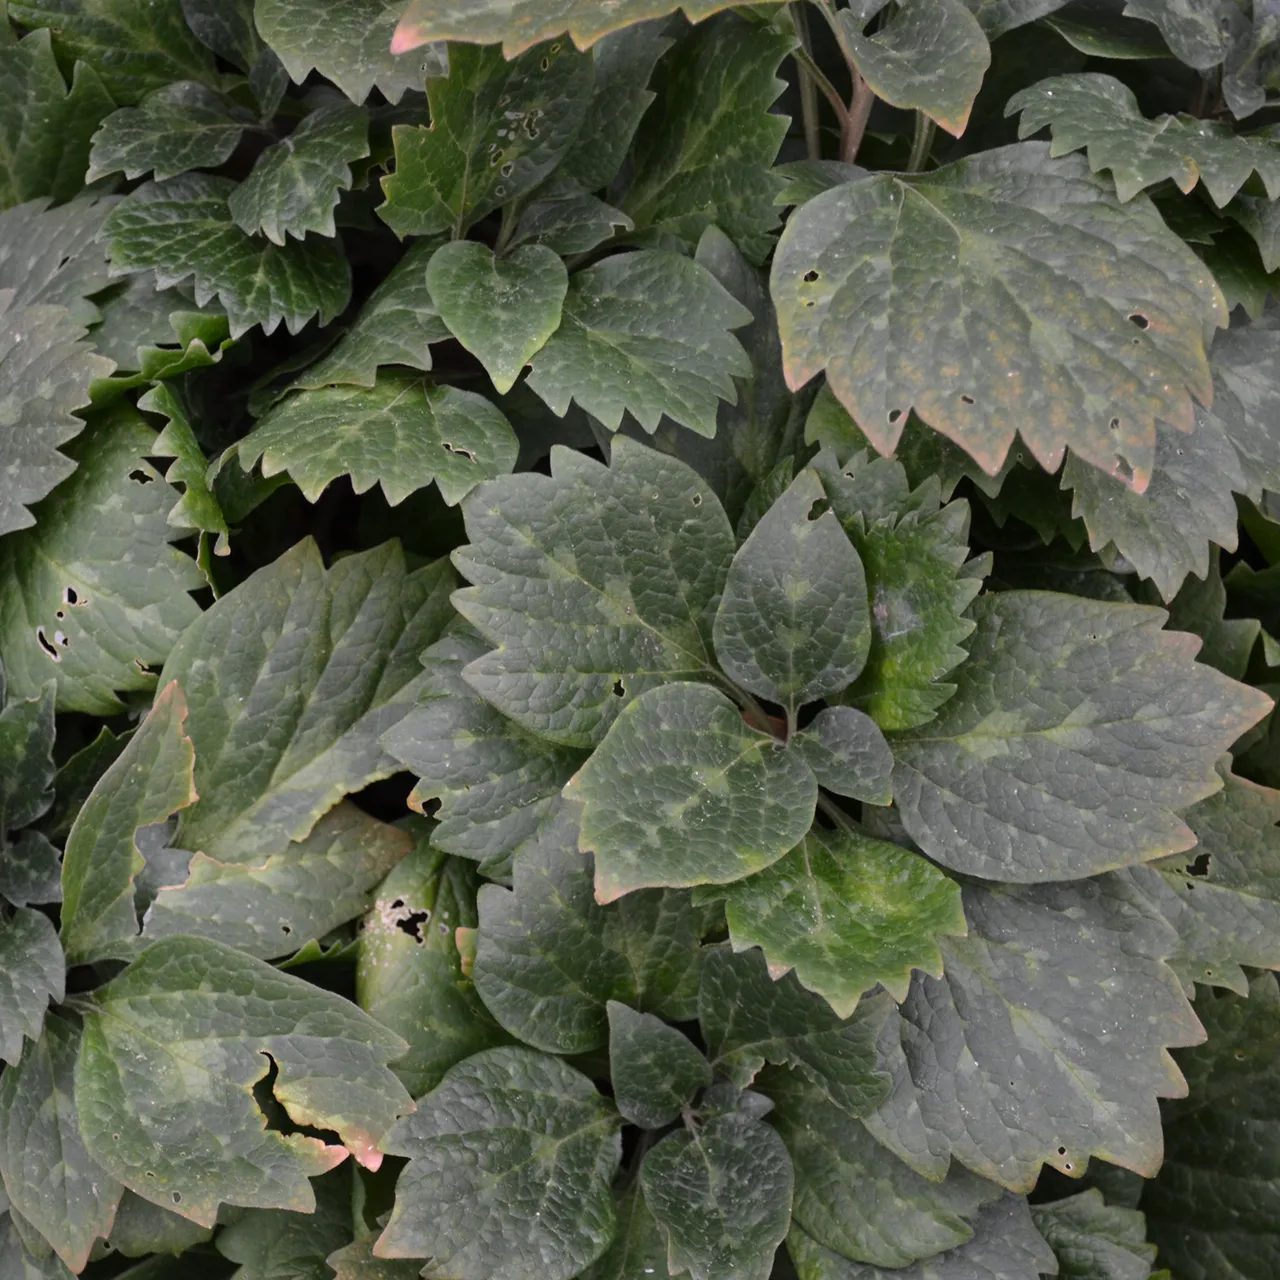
<box><xmin>6</xmin><ymin>0</ymin><xmax>1280</xmax><ymax>1276</ymax></box>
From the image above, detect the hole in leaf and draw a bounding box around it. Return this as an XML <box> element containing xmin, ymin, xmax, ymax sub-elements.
<box><xmin>803</xmin><ymin>300</ymin><xmax>815</xmax><ymax>308</ymax></box>
<box><xmin>442</xmin><ymin>440</ymin><xmax>477</xmax><ymax>462</ymax></box>
<box><xmin>63</xmin><ymin>586</ymin><xmax>79</xmax><ymax>605</ymax></box>
<box><xmin>1114</xmin><ymin>456</ymin><xmax>1133</xmax><ymax>484</ymax></box>
<box><xmin>1128</xmin><ymin>312</ymin><xmax>1150</xmax><ymax>330</ymax></box>
<box><xmin>135</xmin><ymin>659</ymin><xmax>161</xmax><ymax>677</ymax></box>
<box><xmin>540</xmin><ymin>56</ymin><xmax>550</xmax><ymax>70</ymax></box>
<box><xmin>1057</xmin><ymin>1146</ymin><xmax>1067</xmax><ymax>1156</ymax></box>
<box><xmin>489</xmin><ymin>149</ymin><xmax>504</xmax><ymax>167</ymax></box>
<box><xmin>35</xmin><ymin>628</ymin><xmax>60</xmax><ymax>662</ymax></box>
<box><xmin>55</xmin><ymin>609</ymin><xmax>63</xmax><ymax>620</ymax></box>
<box><xmin>613</xmin><ymin>679</ymin><xmax>625</xmax><ymax>697</ymax></box>
<box><xmin>171</xmin><ymin>1192</ymin><xmax>182</xmax><ymax>1205</ymax></box>
<box><xmin>802</xmin><ymin>269</ymin><xmax>820</xmax><ymax>283</ymax></box>
<box><xmin>960</xmin><ymin>394</ymin><xmax>975</xmax><ymax>405</ymax></box>
<box><xmin>1235</xmin><ymin>1050</ymin><xmax>1247</xmax><ymax>1061</ymax></box>
<box><xmin>1109</xmin><ymin>417</ymin><xmax>1121</xmax><ymax>431</ymax></box>
<box><xmin>145</xmin><ymin>1171</ymin><xmax>155</xmax><ymax>1179</ymax></box>
<box><xmin>395</xmin><ymin>909</ymin><xmax>432</xmax><ymax>943</ymax></box>
<box><xmin>391</xmin><ymin>899</ymin><xmax>404</xmax><ymax>910</ymax></box>
<box><xmin>550</xmin><ymin>42</ymin><xmax>562</xmax><ymax>53</ymax></box>
<box><xmin>281</xmin><ymin>924</ymin><xmax>292</xmax><ymax>935</ymax></box>
<box><xmin>692</xmin><ymin>493</ymin><xmax>702</xmax><ymax>507</ymax></box>
<box><xmin>129</xmin><ymin>469</ymin><xmax>154</xmax><ymax>485</ymax></box>
<box><xmin>807</xmin><ymin>499</ymin><xmax>830</xmax><ymax>522</ymax></box>
<box><xmin>888</xmin><ymin>409</ymin><xmax>903</xmax><ymax>424</ymax></box>
<box><xmin>1186</xmin><ymin>852</ymin><xmax>1211</xmax><ymax>877</ymax></box>
<box><xmin>501</xmin><ymin>162</ymin><xmax>514</xmax><ymax>177</ymax></box>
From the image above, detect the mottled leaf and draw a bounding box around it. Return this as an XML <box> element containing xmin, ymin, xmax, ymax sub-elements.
<box><xmin>229</xmin><ymin>103</ymin><xmax>370</xmax><ymax>245</ymax></box>
<box><xmin>0</xmin><ymin>907</ymin><xmax>62</xmax><ymax>1066</ymax></box>
<box><xmin>580</xmin><ymin>1179</ymin><xmax>669</xmax><ymax>1280</ymax></box>
<box><xmin>377</xmin><ymin>1047</ymin><xmax>621</xmax><ymax>1280</ymax></box>
<box><xmin>161</xmin><ymin>539</ymin><xmax>454</xmax><ymax>862</ymax></box>
<box><xmin>0</xmin><ymin>683</ymin><xmax>55</xmax><ymax>836</ymax></box>
<box><xmin>59</xmin><ymin>681</ymin><xmax>195</xmax><ymax>966</ymax></box>
<box><xmin>892</xmin><ymin>591</ymin><xmax>1270</xmax><ymax>882</ymax></box>
<box><xmin>0</xmin><ymin>832</ymin><xmax>62</xmax><ymax>908</ymax></box>
<box><xmin>790</xmin><ymin>706</ymin><xmax>893</xmax><ymax>804</ymax></box>
<box><xmin>427</xmin><ymin>241</ymin><xmax>567</xmax><ymax>394</ymax></box>
<box><xmin>607</xmin><ymin>1001</ymin><xmax>710</xmax><ymax>1129</ymax></box>
<box><xmin>0</xmin><ymin>404</ymin><xmax>203</xmax><ymax>714</ymax></box>
<box><xmin>508</xmin><ymin>179</ymin><xmax>633</xmax><ymax>256</ymax></box>
<box><xmin>0</xmin><ymin>195</ymin><xmax>114</xmax><ymax>326</ymax></box>
<box><xmin>228</xmin><ymin>374</ymin><xmax>518</xmax><ymax>505</ymax></box>
<box><xmin>1121</xmin><ymin>0</ymin><xmax>1241</xmax><ymax>69</ymax></box>
<box><xmin>76</xmin><ymin>935</ymin><xmax>412</xmax><ymax>1226</ymax></box>
<box><xmin>101</xmin><ymin>175</ymin><xmax>352</xmax><ymax>338</ymax></box>
<box><xmin>1203</xmin><ymin>313</ymin><xmax>1280</xmax><ymax>495</ymax></box>
<box><xmin>772</xmin><ymin>144</ymin><xmax>1225</xmax><ymax>490</ymax></box>
<box><xmin>452</xmin><ymin>436</ymin><xmax>736</xmax><ymax>748</ymax></box>
<box><xmin>1031</xmin><ymin>1189</ymin><xmax>1155</xmax><ymax>1280</ymax></box>
<box><xmin>329</xmin><ymin>1237</ymin><xmax>422</xmax><ymax>1280</ymax></box>
<box><xmin>525</xmin><ymin>249</ymin><xmax>751</xmax><ymax>437</ymax></box>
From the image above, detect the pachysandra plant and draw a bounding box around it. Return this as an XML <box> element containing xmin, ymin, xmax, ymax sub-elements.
<box><xmin>5</xmin><ymin>0</ymin><xmax>1280</xmax><ymax>1277</ymax></box>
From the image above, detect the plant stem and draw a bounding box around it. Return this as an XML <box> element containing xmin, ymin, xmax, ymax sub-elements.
<box><xmin>906</xmin><ymin>111</ymin><xmax>935</xmax><ymax>171</ymax></box>
<box><xmin>791</xmin><ymin>43</ymin><xmax>849</xmax><ymax>135</ymax></box>
<box><xmin>841</xmin><ymin>72</ymin><xmax>875</xmax><ymax>163</ymax></box>
<box><xmin>791</xmin><ymin>3</ymin><xmax>823</xmax><ymax>160</ymax></box>
<box><xmin>817</xmin><ymin>791</ymin><xmax>857</xmax><ymax>832</ymax></box>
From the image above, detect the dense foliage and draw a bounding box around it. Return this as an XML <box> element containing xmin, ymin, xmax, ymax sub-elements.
<box><xmin>4</xmin><ymin>0</ymin><xmax>1280</xmax><ymax>1276</ymax></box>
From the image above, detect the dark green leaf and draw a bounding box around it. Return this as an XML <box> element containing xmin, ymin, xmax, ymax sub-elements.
<box><xmin>839</xmin><ymin>0</ymin><xmax>990</xmax><ymax>136</ymax></box>
<box><xmin>508</xmin><ymin>179</ymin><xmax>633</xmax><ymax>256</ymax></box>
<box><xmin>426</xmin><ymin>241</ymin><xmax>568</xmax><ymax>394</ymax></box>
<box><xmin>606</xmin><ymin>1001</ymin><xmax>710</xmax><ymax>1129</ymax></box>
<box><xmin>0</xmin><ymin>30</ymin><xmax>113</xmax><ymax>208</ymax></box>
<box><xmin>8</xmin><ymin>0</ymin><xmax>218</xmax><ymax>103</ymax></box>
<box><xmin>256</xmin><ymin>0</ymin><xmax>447</xmax><ymax>104</ymax></box>
<box><xmin>1164</xmin><ymin>552</ymin><xmax>1259</xmax><ymax>681</ymax></box>
<box><xmin>0</xmin><ymin>1015</ymin><xmax>122</xmax><ymax>1273</ymax></box>
<box><xmin>0</xmin><ymin>404</ymin><xmax>203</xmax><ymax>714</ymax></box>
<box><xmin>380</xmin><ymin>628</ymin><xmax>585</xmax><ymax>863</ymax></box>
<box><xmin>101</xmin><ymin>175</ymin><xmax>352</xmax><ymax>337</ymax></box>
<box><xmin>0</xmin><ymin>682</ymin><xmax>55</xmax><ymax>836</ymax></box>
<box><xmin>772</xmin><ymin>144</ymin><xmax>1225</xmax><ymax>490</ymax></box>
<box><xmin>1044</xmin><ymin>1</ymin><xmax>1172</xmax><ymax>58</ymax></box>
<box><xmin>328</xmin><ymin>1237</ymin><xmax>422</xmax><ymax>1280</ymax></box>
<box><xmin>59</xmin><ymin>681</ymin><xmax>195</xmax><ymax>966</ymax></box>
<box><xmin>892</xmin><ymin>591</ymin><xmax>1270</xmax><ymax>881</ymax></box>
<box><xmin>379</xmin><ymin>40</ymin><xmax>593</xmax><ymax>238</ymax></box>
<box><xmin>229</xmin><ymin>103</ymin><xmax>370</xmax><ymax>245</ymax></box>
<box><xmin>526</xmin><ymin>250</ymin><xmax>751</xmax><ymax>436</ymax></box>
<box><xmin>102</xmin><ymin>1189</ymin><xmax>212</xmax><ymax>1257</ymax></box>
<box><xmin>1202</xmin><ymin>314</ymin><xmax>1280</xmax><ymax>496</ymax></box>
<box><xmin>964</xmin><ymin>0</ymin><xmax>1071</xmax><ymax>37</ymax></box>
<box><xmin>76</xmin><ymin>935</ymin><xmax>412</xmax><ymax>1226</ymax></box>
<box><xmin>620</xmin><ymin>13</ymin><xmax>791</xmax><ymax>262</ymax></box>
<box><xmin>640</xmin><ymin>1110</ymin><xmax>792</xmax><ymax>1280</ymax></box>
<box><xmin>180</xmin><ymin>0</ymin><xmax>264</xmax><ymax>71</ymax></box>
<box><xmin>0</xmin><ymin>195</ymin><xmax>114</xmax><ymax>326</ymax></box>
<box><xmin>791</xmin><ymin>707</ymin><xmax>893</xmax><ymax>804</ymax></box>
<box><xmin>567</xmin><ymin>683</ymin><xmax>817</xmax><ymax>901</ymax></box>
<box><xmin>377</xmin><ymin>1047</ymin><xmax>621</xmax><ymax>1280</ymax></box>
<box><xmin>715</xmin><ymin>825</ymin><xmax>966</xmax><ymax>1016</ymax></box>
<box><xmin>768</xmin><ymin>1067</ymin><xmax>1002</xmax><ymax>1269</ymax></box>
<box><xmin>863</xmin><ymin>876</ymin><xmax>1202</xmax><ymax>1190</ymax></box>
<box><xmin>228</xmin><ymin>374</ymin><xmax>518</xmax><ymax>505</ymax></box>
<box><xmin>1121</xmin><ymin>0</ymin><xmax>1241</xmax><ymax>69</ymax></box>
<box><xmin>697</xmin><ymin>947</ymin><xmax>892</xmax><ymax>1118</ymax></box>
<box><xmin>580</xmin><ymin>1179</ymin><xmax>669</xmax><ymax>1280</ymax></box>
<box><xmin>713</xmin><ymin>470</ymin><xmax>870</xmax><ymax>712</ymax></box>
<box><xmin>0</xmin><ymin>833</ymin><xmax>62</xmax><ymax>908</ymax></box>
<box><xmin>1</xmin><ymin>1211</ymin><xmax>73</xmax><ymax>1279</ymax></box>
<box><xmin>87</xmin><ymin>83</ymin><xmax>251</xmax><ymax>183</ymax></box>
<box><xmin>161</xmin><ymin>539</ymin><xmax>454</xmax><ymax>861</ymax></box>
<box><xmin>1031</xmin><ymin>1189</ymin><xmax>1156</xmax><ymax>1280</ymax></box>
<box><xmin>452</xmin><ymin>436</ymin><xmax>736</xmax><ymax>748</ymax></box>
<box><xmin>0</xmin><ymin>907</ymin><xmax>62</xmax><ymax>1066</ymax></box>
<box><xmin>357</xmin><ymin>834</ymin><xmax>509</xmax><ymax>1097</ymax></box>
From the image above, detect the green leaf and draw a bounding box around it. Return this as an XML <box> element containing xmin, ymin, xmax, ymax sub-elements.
<box><xmin>86</xmin><ymin>269</ymin><xmax>227</xmax><ymax>371</ymax></box>
<box><xmin>161</xmin><ymin>539</ymin><xmax>454</xmax><ymax>862</ymax></box>
<box><xmin>38</xmin><ymin>725</ymin><xmax>128</xmax><ymax>844</ymax></box>
<box><xmin>839</xmin><ymin>0</ymin><xmax>990</xmax><ymax>136</ymax></box>
<box><xmin>377</xmin><ymin>1047</ymin><xmax>621</xmax><ymax>1280</ymax></box>
<box><xmin>0</xmin><ymin>29</ymin><xmax>114</xmax><ymax>208</ymax></box>
<box><xmin>380</xmin><ymin>628</ymin><xmax>585</xmax><ymax>863</ymax></box>
<box><xmin>180</xmin><ymin>0</ymin><xmax>265</xmax><ymax>71</ymax></box>
<box><xmin>606</xmin><ymin>1001</ymin><xmax>710</xmax><ymax>1129</ymax></box>
<box><xmin>473</xmin><ymin>799</ymin><xmax>708</xmax><ymax>1052</ymax></box>
<box><xmin>0</xmin><ymin>403</ymin><xmax>203</xmax><ymax>714</ymax></box>
<box><xmin>862</xmin><ymin>876</ymin><xmax>1202</xmax><ymax>1190</ymax></box>
<box><xmin>426</xmin><ymin>241</ymin><xmax>567</xmax><ymax>395</ymax></box>
<box><xmin>293</xmin><ymin>237</ymin><xmax>448</xmax><ymax>390</ymax></box>
<box><xmin>142</xmin><ymin>801</ymin><xmax>411</xmax><ymax>959</ymax></box>
<box><xmin>0</xmin><ymin>1015</ymin><xmax>122</xmax><ymax>1273</ymax></box>
<box><xmin>1</xmin><ymin>1208</ymin><xmax>73</xmax><ymax>1278</ymax></box>
<box><xmin>809</xmin><ymin>419</ymin><xmax>993</xmax><ymax>730</ymax></box>
<box><xmin>329</xmin><ymin>1237</ymin><xmax>423</xmax><ymax>1280</ymax></box>
<box><xmin>697</xmin><ymin>947</ymin><xmax>892</xmax><ymax>1119</ymax></box>
<box><xmin>713</xmin><ymin>470</ymin><xmax>870</xmax><ymax>712</ymax></box>
<box><xmin>787</xmin><ymin>1193</ymin><xmax>1056</xmax><ymax>1280</ymax></box>
<box><xmin>891</xmin><ymin>591</ymin><xmax>1270</xmax><ymax>882</ymax></box>
<box><xmin>1202</xmin><ymin>314</ymin><xmax>1280</xmax><ymax>496</ymax></box>
<box><xmin>256</xmin><ymin>0</ymin><xmax>447</xmax><ymax>105</ymax></box>
<box><xmin>140</xmin><ymin>383</ymin><xmax>230</xmax><ymax>554</ymax></box>
<box><xmin>525</xmin><ymin>249</ymin><xmax>751</xmax><ymax>438</ymax></box>
<box><xmin>59</xmin><ymin>681</ymin><xmax>196</xmax><ymax>966</ymax></box>
<box><xmin>229</xmin><ymin>103</ymin><xmax>370</xmax><ymax>245</ymax></box>
<box><xmin>7</xmin><ymin>0</ymin><xmax>218</xmax><ymax>103</ymax></box>
<box><xmin>567</xmin><ymin>683</ymin><xmax>817</xmax><ymax>902</ymax></box>
<box><xmin>452</xmin><ymin>436</ymin><xmax>737</xmax><ymax>748</ymax></box>
<box><xmin>87</xmin><ymin>82</ymin><xmax>251</xmax><ymax>183</ymax></box>
<box><xmin>0</xmin><ymin>682</ymin><xmax>55</xmax><ymax>836</ymax></box>
<box><xmin>1044</xmin><ymin>1</ymin><xmax>1172</xmax><ymax>58</ymax></box>
<box><xmin>508</xmin><ymin>179</ymin><xmax>633</xmax><ymax>256</ymax></box>
<box><xmin>0</xmin><ymin>907</ymin><xmax>62</xmax><ymax>1066</ymax></box>
<box><xmin>357</xmin><ymin>834</ymin><xmax>509</xmax><ymax>1097</ymax></box>
<box><xmin>104</xmin><ymin>1188</ymin><xmax>212</xmax><ymax>1257</ymax></box>
<box><xmin>228</xmin><ymin>374</ymin><xmax>518</xmax><ymax>505</ymax></box>
<box><xmin>215</xmin><ymin>1167</ymin><xmax>353</xmax><ymax>1279</ymax></box>
<box><xmin>790</xmin><ymin>707</ymin><xmax>893</xmax><ymax>804</ymax></box>
<box><xmin>0</xmin><ymin>833</ymin><xmax>62</xmax><ymax>908</ymax></box>
<box><xmin>714</xmin><ymin>826</ymin><xmax>966</xmax><ymax>1017</ymax></box>
<box><xmin>0</xmin><ymin>292</ymin><xmax>114</xmax><ymax>537</ymax></box>
<box><xmin>1142</xmin><ymin>973</ymin><xmax>1280</xmax><ymax>1279</ymax></box>
<box><xmin>389</xmin><ymin>0</ymin><xmax>743</xmax><ymax>57</ymax></box>
<box><xmin>767</xmin><ymin>1067</ymin><xmax>1001</xmax><ymax>1270</ymax></box>
<box><xmin>1007</xmin><ymin>73</ymin><xmax>1280</xmax><ymax>204</ymax></box>
<box><xmin>640</xmin><ymin>1110</ymin><xmax>793</xmax><ymax>1280</ymax></box>
<box><xmin>1030</xmin><ymin>1189</ymin><xmax>1156</xmax><ymax>1280</ymax></box>
<box><xmin>963</xmin><ymin>0</ymin><xmax>1072</xmax><ymax>38</ymax></box>
<box><xmin>1229</xmin><ymin>193</ymin><xmax>1280</xmax><ymax>272</ymax></box>
<box><xmin>101</xmin><ymin>175</ymin><xmax>352</xmax><ymax>337</ymax></box>
<box><xmin>1164</xmin><ymin>551</ymin><xmax>1259</xmax><ymax>682</ymax></box>
<box><xmin>76</xmin><ymin>935</ymin><xmax>412</xmax><ymax>1226</ymax></box>
<box><xmin>379</xmin><ymin>40</ymin><xmax>593</xmax><ymax>238</ymax></box>
<box><xmin>1121</xmin><ymin>0</ymin><xmax>1240</xmax><ymax>69</ymax></box>
<box><xmin>620</xmin><ymin>13</ymin><xmax>791</xmax><ymax>263</ymax></box>
<box><xmin>772</xmin><ymin>143</ymin><xmax>1226</xmax><ymax>490</ymax></box>
<box><xmin>580</xmin><ymin>1179</ymin><xmax>669</xmax><ymax>1280</ymax></box>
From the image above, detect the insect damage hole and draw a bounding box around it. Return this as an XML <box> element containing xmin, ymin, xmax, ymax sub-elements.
<box><xmin>959</xmin><ymin>394</ymin><xmax>975</xmax><ymax>405</ymax></box>
<box><xmin>442</xmin><ymin>440</ymin><xmax>477</xmax><ymax>462</ymax></box>
<box><xmin>1128</xmin><ymin>312</ymin><xmax>1150</xmax><ymax>330</ymax></box>
<box><xmin>612</xmin><ymin>679</ymin><xmax>625</xmax><ymax>697</ymax></box>
<box><xmin>35</xmin><ymin>627</ymin><xmax>60</xmax><ymax>662</ymax></box>
<box><xmin>129</xmin><ymin>468</ymin><xmax>154</xmax><ymax>484</ymax></box>
<box><xmin>888</xmin><ymin>409</ymin><xmax>903</xmax><ymax>424</ymax></box>
<box><xmin>802</xmin><ymin>269</ymin><xmax>820</xmax><ymax>283</ymax></box>
<box><xmin>1185</xmin><ymin>851</ymin><xmax>1211</xmax><ymax>877</ymax></box>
